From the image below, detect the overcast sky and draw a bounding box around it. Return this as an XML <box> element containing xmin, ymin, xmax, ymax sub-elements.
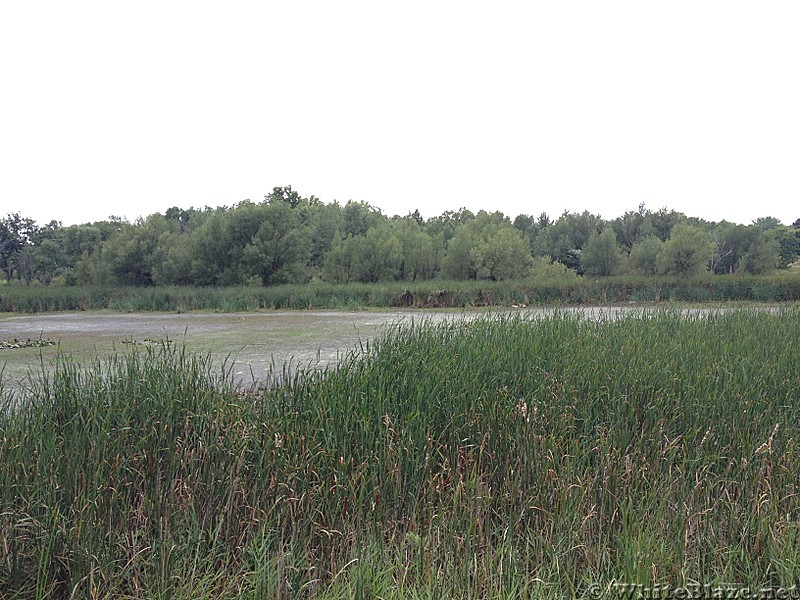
<box><xmin>2</xmin><ymin>1</ymin><xmax>798</xmax><ymax>228</ymax></box>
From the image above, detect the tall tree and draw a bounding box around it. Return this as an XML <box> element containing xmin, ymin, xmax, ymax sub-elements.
<box><xmin>425</xmin><ymin>208</ymin><xmax>475</xmax><ymax>247</ymax></box>
<box><xmin>187</xmin><ymin>210</ymin><xmax>231</xmax><ymax>285</ymax></box>
<box><xmin>580</xmin><ymin>228</ymin><xmax>624</xmax><ymax>276</ymax></box>
<box><xmin>443</xmin><ymin>211</ymin><xmax>531</xmax><ymax>280</ymax></box>
<box><xmin>709</xmin><ymin>223</ymin><xmax>753</xmax><ymax>275</ymax></box>
<box><xmin>102</xmin><ymin>215</ymin><xmax>172</xmax><ymax>286</ymax></box>
<box><xmin>441</xmin><ymin>225</ymin><xmax>477</xmax><ymax>280</ymax></box>
<box><xmin>471</xmin><ymin>226</ymin><xmax>532</xmax><ymax>280</ymax></box>
<box><xmin>304</xmin><ymin>200</ymin><xmax>343</xmax><ymax>269</ymax></box>
<box><xmin>657</xmin><ymin>223</ymin><xmax>713</xmax><ymax>276</ymax></box>
<box><xmin>28</xmin><ymin>221</ymin><xmax>65</xmax><ymax>284</ymax></box>
<box><xmin>356</xmin><ymin>226</ymin><xmax>402</xmax><ymax>283</ymax></box>
<box><xmin>186</xmin><ymin>202</ymin><xmax>270</xmax><ymax>285</ymax></box>
<box><xmin>513</xmin><ymin>213</ymin><xmax>549</xmax><ymax>257</ymax></box>
<box><xmin>324</xmin><ymin>235</ymin><xmax>361</xmax><ymax>284</ymax></box>
<box><xmin>627</xmin><ymin>236</ymin><xmax>664</xmax><ymax>275</ymax></box>
<box><xmin>740</xmin><ymin>230</ymin><xmax>780</xmax><ymax>274</ymax></box>
<box><xmin>342</xmin><ymin>201</ymin><xmax>386</xmax><ymax>237</ymax></box>
<box><xmin>752</xmin><ymin>216</ymin><xmax>782</xmax><ymax>231</ymax></box>
<box><xmin>0</xmin><ymin>213</ymin><xmax>37</xmax><ymax>281</ymax></box>
<box><xmin>265</xmin><ymin>185</ymin><xmax>304</xmax><ymax>209</ymax></box>
<box><xmin>392</xmin><ymin>217</ymin><xmax>437</xmax><ymax>281</ymax></box>
<box><xmin>242</xmin><ymin>202</ymin><xmax>311</xmax><ymax>285</ymax></box>
<box><xmin>546</xmin><ymin>211</ymin><xmax>603</xmax><ymax>271</ymax></box>
<box><xmin>644</xmin><ymin>207</ymin><xmax>685</xmax><ymax>242</ymax></box>
<box><xmin>771</xmin><ymin>227</ymin><xmax>800</xmax><ymax>268</ymax></box>
<box><xmin>612</xmin><ymin>204</ymin><xmax>648</xmax><ymax>251</ymax></box>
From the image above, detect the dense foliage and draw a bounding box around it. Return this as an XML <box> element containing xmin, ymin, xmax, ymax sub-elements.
<box><xmin>2</xmin><ymin>309</ymin><xmax>800</xmax><ymax>597</ymax></box>
<box><xmin>2</xmin><ymin>190</ymin><xmax>799</xmax><ymax>287</ymax></box>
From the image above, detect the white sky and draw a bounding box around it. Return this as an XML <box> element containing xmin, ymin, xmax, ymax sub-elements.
<box><xmin>1</xmin><ymin>1</ymin><xmax>798</xmax><ymax>227</ymax></box>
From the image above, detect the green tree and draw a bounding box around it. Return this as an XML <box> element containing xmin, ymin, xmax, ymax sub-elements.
<box><xmin>752</xmin><ymin>216</ymin><xmax>783</xmax><ymax>231</ymax></box>
<box><xmin>627</xmin><ymin>236</ymin><xmax>664</xmax><ymax>275</ymax></box>
<box><xmin>580</xmin><ymin>228</ymin><xmax>624</xmax><ymax>276</ymax></box>
<box><xmin>187</xmin><ymin>210</ymin><xmax>231</xmax><ymax>285</ymax></box>
<box><xmin>223</xmin><ymin>201</ymin><xmax>270</xmax><ymax>280</ymax></box>
<box><xmin>324</xmin><ymin>226</ymin><xmax>402</xmax><ymax>284</ymax></box>
<box><xmin>442</xmin><ymin>211</ymin><xmax>531</xmax><ymax>280</ymax></box>
<box><xmin>529</xmin><ymin>256</ymin><xmax>579</xmax><ymax>279</ymax></box>
<box><xmin>392</xmin><ymin>217</ymin><xmax>437</xmax><ymax>281</ymax></box>
<box><xmin>164</xmin><ymin>206</ymin><xmax>191</xmax><ymax>233</ymax></box>
<box><xmin>241</xmin><ymin>202</ymin><xmax>311</xmax><ymax>285</ymax></box>
<box><xmin>69</xmin><ymin>250</ymin><xmax>114</xmax><ymax>285</ymax></box>
<box><xmin>740</xmin><ymin>230</ymin><xmax>780</xmax><ymax>275</ymax></box>
<box><xmin>265</xmin><ymin>185</ymin><xmax>304</xmax><ymax>209</ymax></box>
<box><xmin>324</xmin><ymin>235</ymin><xmax>361</xmax><ymax>284</ymax></box>
<box><xmin>303</xmin><ymin>200</ymin><xmax>344</xmax><ymax>269</ymax></box>
<box><xmin>102</xmin><ymin>216</ymin><xmax>172</xmax><ymax>286</ymax></box>
<box><xmin>424</xmin><ymin>209</ymin><xmax>474</xmax><ymax>278</ymax></box>
<box><xmin>62</xmin><ymin>224</ymin><xmax>103</xmax><ymax>264</ymax></box>
<box><xmin>184</xmin><ymin>202</ymin><xmax>270</xmax><ymax>285</ymax></box>
<box><xmin>356</xmin><ymin>226</ymin><xmax>402</xmax><ymax>283</ymax></box>
<box><xmin>771</xmin><ymin>226</ymin><xmax>800</xmax><ymax>268</ymax></box>
<box><xmin>441</xmin><ymin>225</ymin><xmax>476</xmax><ymax>279</ymax></box>
<box><xmin>643</xmin><ymin>207</ymin><xmax>686</xmax><ymax>241</ymax></box>
<box><xmin>612</xmin><ymin>204</ymin><xmax>648</xmax><ymax>251</ymax></box>
<box><xmin>30</xmin><ymin>223</ymin><xmax>66</xmax><ymax>284</ymax></box>
<box><xmin>709</xmin><ymin>223</ymin><xmax>753</xmax><ymax>274</ymax></box>
<box><xmin>0</xmin><ymin>213</ymin><xmax>37</xmax><ymax>281</ymax></box>
<box><xmin>546</xmin><ymin>211</ymin><xmax>603</xmax><ymax>271</ymax></box>
<box><xmin>425</xmin><ymin>208</ymin><xmax>475</xmax><ymax>247</ymax></box>
<box><xmin>513</xmin><ymin>213</ymin><xmax>549</xmax><ymax>257</ymax></box>
<box><xmin>657</xmin><ymin>223</ymin><xmax>713</xmax><ymax>276</ymax></box>
<box><xmin>154</xmin><ymin>238</ymin><xmax>194</xmax><ymax>285</ymax></box>
<box><xmin>471</xmin><ymin>226</ymin><xmax>532</xmax><ymax>280</ymax></box>
<box><xmin>342</xmin><ymin>201</ymin><xmax>386</xmax><ymax>237</ymax></box>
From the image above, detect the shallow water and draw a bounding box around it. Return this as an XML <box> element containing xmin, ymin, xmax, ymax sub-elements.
<box><xmin>0</xmin><ymin>305</ymin><xmax>774</xmax><ymax>390</ymax></box>
<box><xmin>0</xmin><ymin>309</ymin><xmax>464</xmax><ymax>389</ymax></box>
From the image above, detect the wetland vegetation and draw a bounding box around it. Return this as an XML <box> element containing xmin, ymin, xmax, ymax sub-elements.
<box><xmin>2</xmin><ymin>308</ymin><xmax>799</xmax><ymax>598</ymax></box>
<box><xmin>2</xmin><ymin>274</ymin><xmax>800</xmax><ymax>315</ymax></box>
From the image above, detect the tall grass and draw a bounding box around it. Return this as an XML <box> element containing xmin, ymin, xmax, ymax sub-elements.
<box><xmin>2</xmin><ymin>309</ymin><xmax>800</xmax><ymax>597</ymax></box>
<box><xmin>3</xmin><ymin>274</ymin><xmax>800</xmax><ymax>313</ymax></box>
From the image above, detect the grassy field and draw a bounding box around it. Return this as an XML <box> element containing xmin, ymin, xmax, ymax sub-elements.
<box><xmin>1</xmin><ymin>309</ymin><xmax>800</xmax><ymax>598</ymax></box>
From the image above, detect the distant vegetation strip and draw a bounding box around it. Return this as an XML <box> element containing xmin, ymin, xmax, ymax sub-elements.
<box><xmin>2</xmin><ymin>309</ymin><xmax>800</xmax><ymax>597</ymax></box>
<box><xmin>2</xmin><ymin>189</ymin><xmax>799</xmax><ymax>290</ymax></box>
<box><xmin>3</xmin><ymin>275</ymin><xmax>800</xmax><ymax>313</ymax></box>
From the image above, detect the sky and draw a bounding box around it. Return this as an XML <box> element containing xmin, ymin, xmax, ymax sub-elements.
<box><xmin>1</xmin><ymin>1</ymin><xmax>799</xmax><ymax>228</ymax></box>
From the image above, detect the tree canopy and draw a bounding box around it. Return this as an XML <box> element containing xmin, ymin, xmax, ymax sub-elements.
<box><xmin>1</xmin><ymin>192</ymin><xmax>798</xmax><ymax>286</ymax></box>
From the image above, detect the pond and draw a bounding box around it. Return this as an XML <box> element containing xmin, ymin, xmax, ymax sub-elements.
<box><xmin>0</xmin><ymin>309</ymin><xmax>468</xmax><ymax>390</ymax></box>
<box><xmin>0</xmin><ymin>305</ymin><xmax>768</xmax><ymax>391</ymax></box>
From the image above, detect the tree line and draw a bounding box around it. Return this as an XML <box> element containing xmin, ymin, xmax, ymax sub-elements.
<box><xmin>2</xmin><ymin>186</ymin><xmax>799</xmax><ymax>287</ymax></box>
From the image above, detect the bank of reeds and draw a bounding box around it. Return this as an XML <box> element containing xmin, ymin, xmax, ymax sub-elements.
<box><xmin>3</xmin><ymin>274</ymin><xmax>800</xmax><ymax>314</ymax></box>
<box><xmin>1</xmin><ymin>309</ymin><xmax>800</xmax><ymax>597</ymax></box>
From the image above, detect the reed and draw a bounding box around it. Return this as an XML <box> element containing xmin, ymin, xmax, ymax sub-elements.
<box><xmin>3</xmin><ymin>275</ymin><xmax>800</xmax><ymax>314</ymax></box>
<box><xmin>2</xmin><ymin>309</ymin><xmax>800</xmax><ymax>597</ymax></box>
